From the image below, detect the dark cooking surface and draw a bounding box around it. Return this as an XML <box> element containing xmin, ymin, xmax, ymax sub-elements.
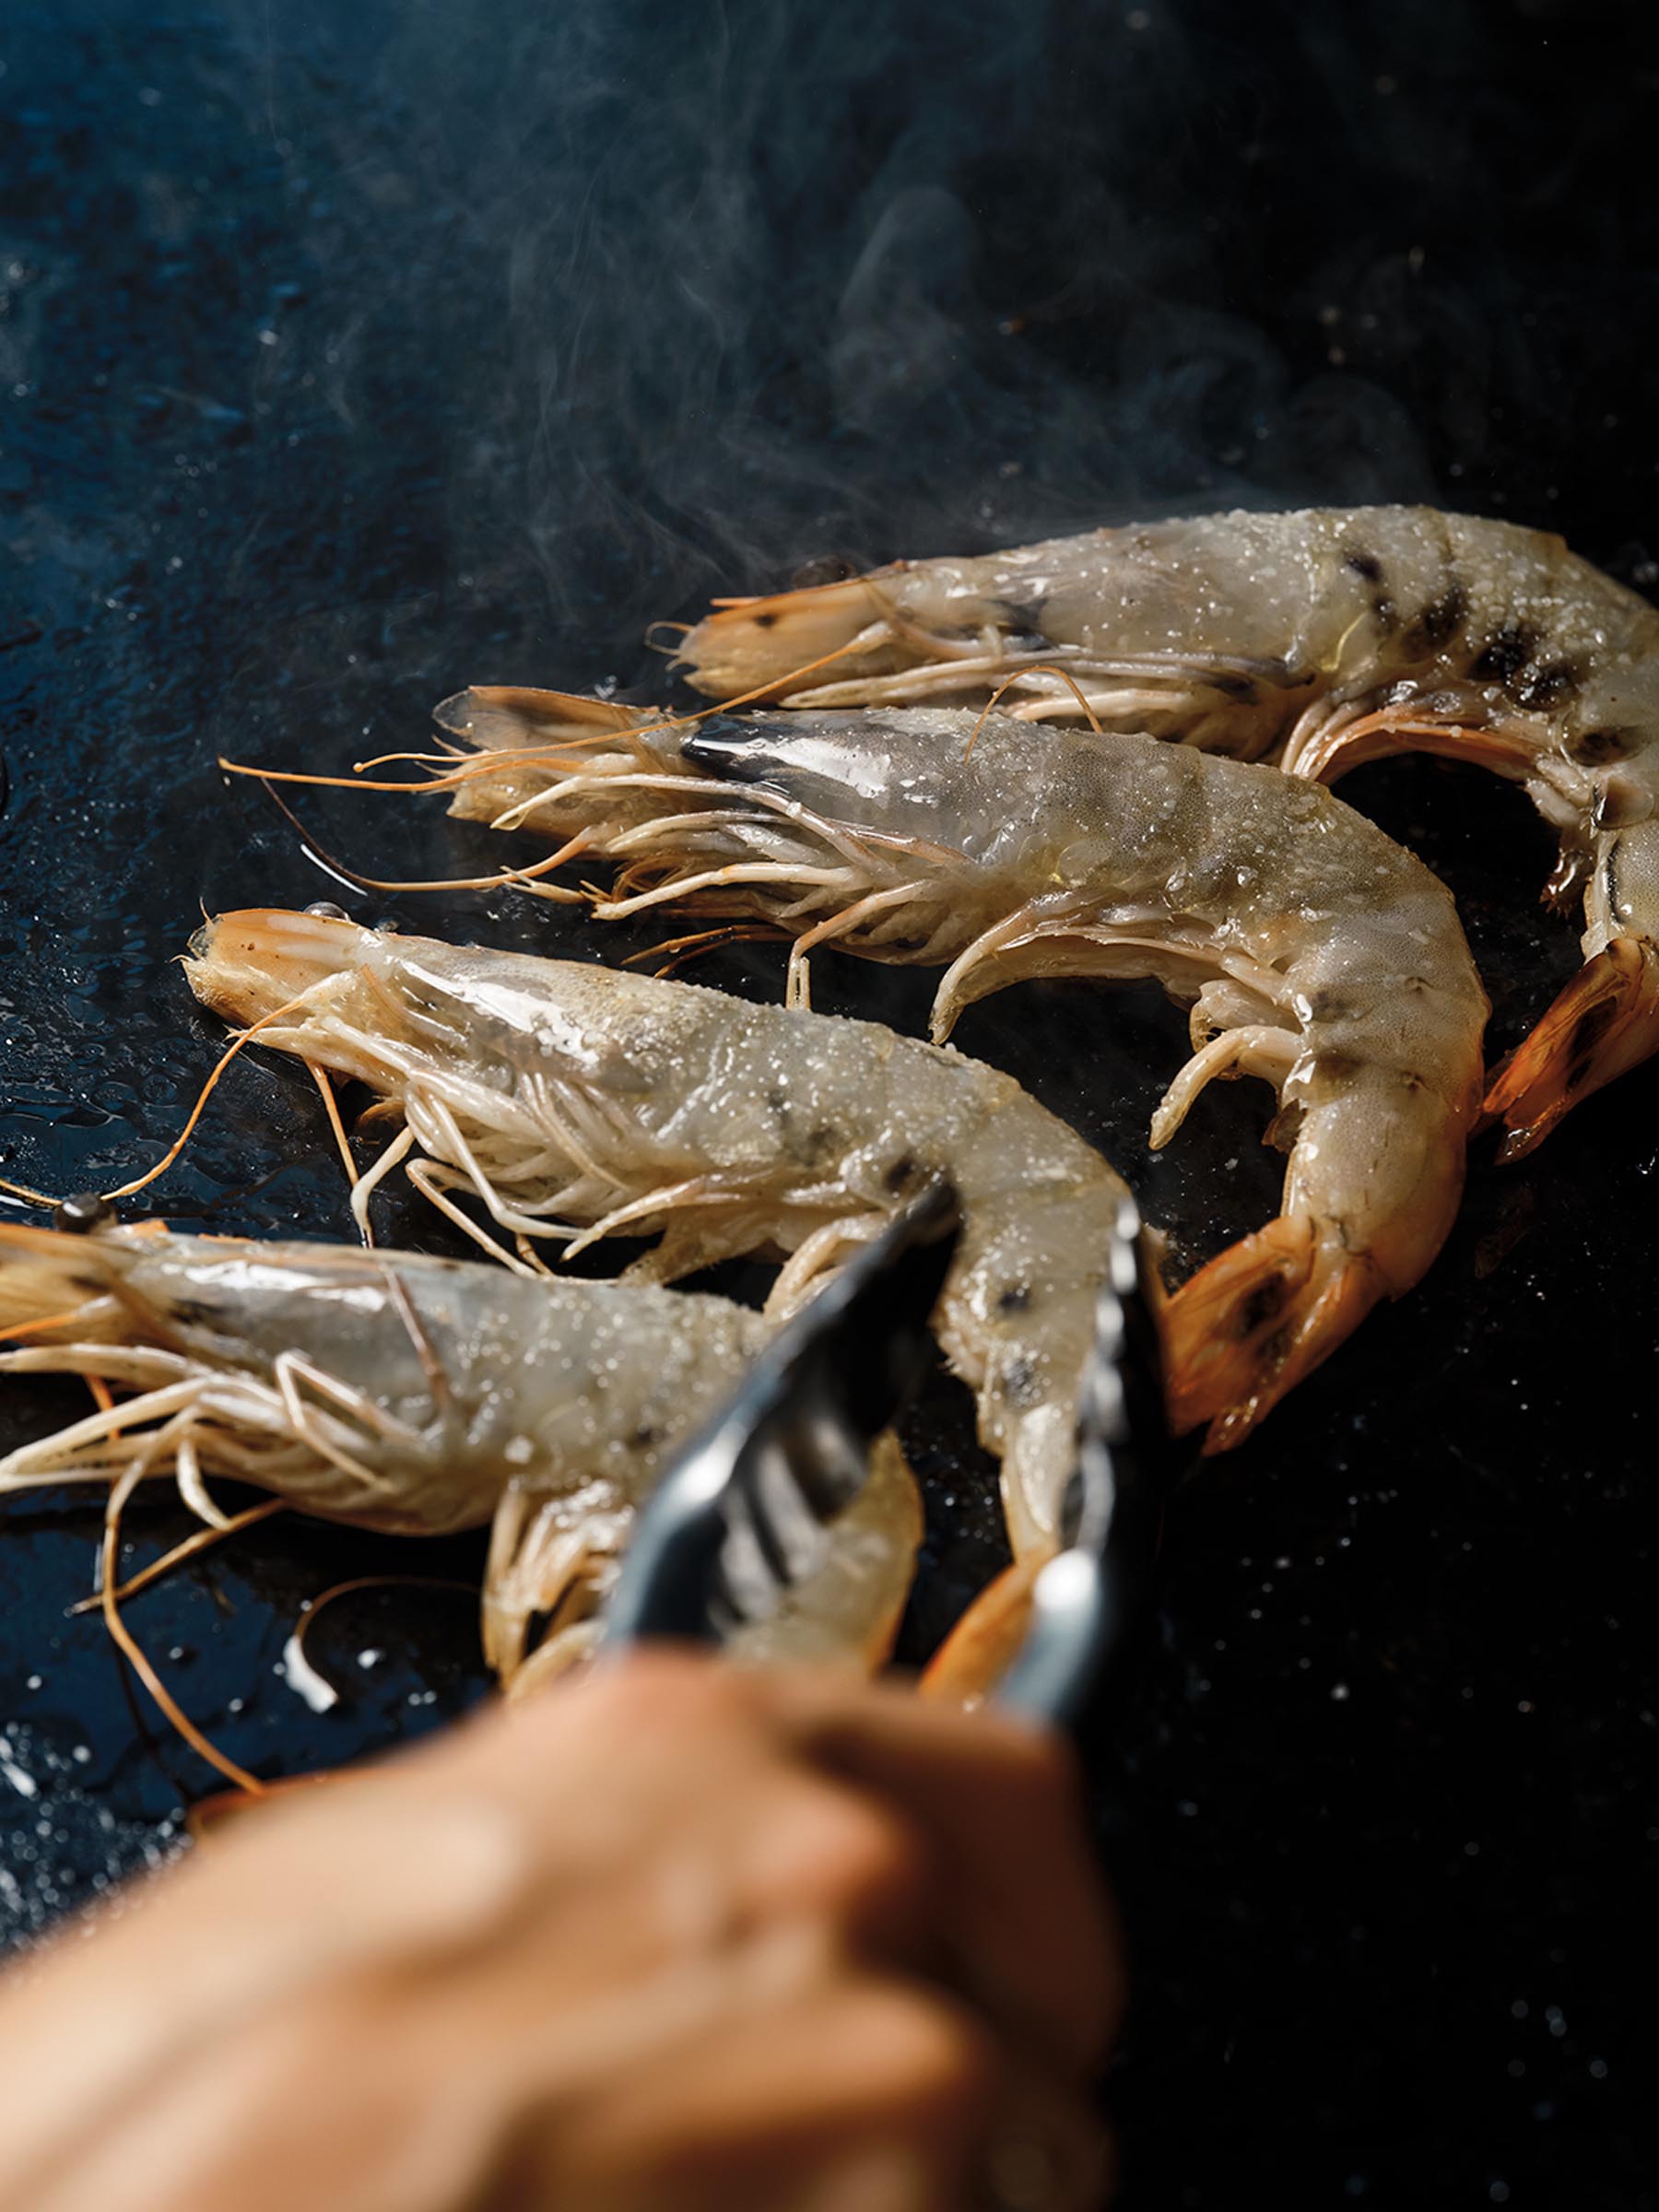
<box><xmin>2</xmin><ymin>0</ymin><xmax>1655</xmax><ymax>2201</ymax></box>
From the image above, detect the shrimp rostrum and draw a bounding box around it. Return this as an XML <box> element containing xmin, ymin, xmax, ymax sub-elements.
<box><xmin>182</xmin><ymin>909</ymin><xmax>1136</xmax><ymax>1558</ymax></box>
<box><xmin>677</xmin><ymin>506</ymin><xmax>1659</xmax><ymax>1158</ymax></box>
<box><xmin>0</xmin><ymin>1222</ymin><xmax>920</xmax><ymax>1688</ymax></box>
<box><xmin>418</xmin><ymin>690</ymin><xmax>1488</xmax><ymax>1450</ymax></box>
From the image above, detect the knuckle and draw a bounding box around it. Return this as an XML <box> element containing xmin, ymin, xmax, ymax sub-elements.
<box><xmin>979</xmin><ymin>1722</ymin><xmax>1101</xmax><ymax>1869</ymax></box>
<box><xmin>580</xmin><ymin>1648</ymin><xmax>765</xmax><ymax>1737</ymax></box>
<box><xmin>980</xmin><ymin>1713</ymin><xmax>1081</xmax><ymax>1806</ymax></box>
<box><xmin>870</xmin><ymin>1986</ymin><xmax>997</xmax><ymax>2118</ymax></box>
<box><xmin>798</xmin><ymin>1789</ymin><xmax>931</xmax><ymax>1926</ymax></box>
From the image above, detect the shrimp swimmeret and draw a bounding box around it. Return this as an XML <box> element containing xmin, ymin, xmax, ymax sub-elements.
<box><xmin>183</xmin><ymin>909</ymin><xmax>1136</xmax><ymax>1557</ymax></box>
<box><xmin>0</xmin><ymin>1221</ymin><xmax>921</xmax><ymax>1689</ymax></box>
<box><xmin>677</xmin><ymin>506</ymin><xmax>1659</xmax><ymax>1158</ymax></box>
<box><xmin>419</xmin><ymin>690</ymin><xmax>1488</xmax><ymax>1451</ymax></box>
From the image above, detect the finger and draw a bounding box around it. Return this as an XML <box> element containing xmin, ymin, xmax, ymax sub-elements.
<box><xmin>369</xmin><ymin>1661</ymin><xmax>947</xmax><ymax>1976</ymax></box>
<box><xmin>0</xmin><ymin>1782</ymin><xmax>529</xmax><ymax>2194</ymax></box>
<box><xmin>400</xmin><ymin>1648</ymin><xmax>781</xmax><ymax>1853</ymax></box>
<box><xmin>503</xmin><ymin>1972</ymin><xmax>999</xmax><ymax>2212</ymax></box>
<box><xmin>721</xmin><ymin>1768</ymin><xmax>939</xmax><ymax>1968</ymax></box>
<box><xmin>370</xmin><ymin>1655</ymin><xmax>1118</xmax><ymax>2077</ymax></box>
<box><xmin>977</xmin><ymin>2048</ymin><xmax>1117</xmax><ymax>2212</ymax></box>
<box><xmin>759</xmin><ymin>1672</ymin><xmax>1124</xmax><ymax>2075</ymax></box>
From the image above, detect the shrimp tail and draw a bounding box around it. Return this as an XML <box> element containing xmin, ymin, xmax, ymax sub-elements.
<box><xmin>1160</xmin><ymin>1217</ymin><xmax>1387</xmax><ymax>1454</ymax></box>
<box><xmin>1481</xmin><ymin>936</ymin><xmax>1659</xmax><ymax>1161</ymax></box>
<box><xmin>919</xmin><ymin>1556</ymin><xmax>1046</xmax><ymax>1708</ymax></box>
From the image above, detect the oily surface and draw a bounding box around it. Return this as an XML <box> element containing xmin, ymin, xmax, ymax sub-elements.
<box><xmin>1</xmin><ymin>3</ymin><xmax>1655</xmax><ymax>2206</ymax></box>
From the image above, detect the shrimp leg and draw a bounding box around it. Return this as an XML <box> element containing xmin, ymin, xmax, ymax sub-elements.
<box><xmin>184</xmin><ymin>907</ymin><xmax>1141</xmax><ymax>1548</ymax></box>
<box><xmin>394</xmin><ymin>704</ymin><xmax>1487</xmax><ymax>1449</ymax></box>
<box><xmin>671</xmin><ymin>506</ymin><xmax>1659</xmax><ymax>1149</ymax></box>
<box><xmin>0</xmin><ymin>1218</ymin><xmax>919</xmax><ymax>1684</ymax></box>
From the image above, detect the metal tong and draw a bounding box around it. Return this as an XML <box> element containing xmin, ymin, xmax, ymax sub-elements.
<box><xmin>602</xmin><ymin>1180</ymin><xmax>1167</xmax><ymax>1726</ymax></box>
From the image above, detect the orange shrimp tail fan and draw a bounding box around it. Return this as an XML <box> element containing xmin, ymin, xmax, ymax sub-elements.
<box><xmin>1481</xmin><ymin>936</ymin><xmax>1659</xmax><ymax>1161</ymax></box>
<box><xmin>1160</xmin><ymin>1216</ymin><xmax>1387</xmax><ymax>1455</ymax></box>
<box><xmin>919</xmin><ymin>1556</ymin><xmax>1047</xmax><ymax>1709</ymax></box>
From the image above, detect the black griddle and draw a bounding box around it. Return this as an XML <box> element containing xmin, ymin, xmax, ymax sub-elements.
<box><xmin>2</xmin><ymin>2</ymin><xmax>1655</xmax><ymax>2204</ymax></box>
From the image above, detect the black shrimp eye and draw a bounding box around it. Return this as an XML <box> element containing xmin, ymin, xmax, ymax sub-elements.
<box><xmin>54</xmin><ymin>1192</ymin><xmax>117</xmax><ymax>1234</ymax></box>
<box><xmin>790</xmin><ymin>553</ymin><xmax>863</xmax><ymax>589</ymax></box>
<box><xmin>681</xmin><ymin>717</ymin><xmax>789</xmax><ymax>784</ymax></box>
<box><xmin>304</xmin><ymin>900</ymin><xmax>349</xmax><ymax>922</ymax></box>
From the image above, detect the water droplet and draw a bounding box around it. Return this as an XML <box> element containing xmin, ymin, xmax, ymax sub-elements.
<box><xmin>278</xmin><ymin>1634</ymin><xmax>337</xmax><ymax>1712</ymax></box>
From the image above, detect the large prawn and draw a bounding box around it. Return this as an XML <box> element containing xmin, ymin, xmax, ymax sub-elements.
<box><xmin>676</xmin><ymin>506</ymin><xmax>1659</xmax><ymax>1158</ymax></box>
<box><xmin>414</xmin><ymin>689</ymin><xmax>1488</xmax><ymax>1450</ymax></box>
<box><xmin>0</xmin><ymin>1222</ymin><xmax>921</xmax><ymax>1701</ymax></box>
<box><xmin>182</xmin><ymin>910</ymin><xmax>1137</xmax><ymax>1558</ymax></box>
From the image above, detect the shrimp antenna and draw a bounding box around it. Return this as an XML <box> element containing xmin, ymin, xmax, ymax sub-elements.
<box><xmin>102</xmin><ymin>988</ymin><xmax>327</xmax><ymax>1204</ymax></box>
<box><xmin>70</xmin><ymin>1497</ymin><xmax>288</xmax><ymax>1614</ymax></box>
<box><xmin>250</xmin><ymin>773</ymin><xmax>588</xmax><ymax>903</ymax></box>
<box><xmin>218</xmin><ymin>759</ymin><xmax>453</xmax><ymax>794</ymax></box>
<box><xmin>305</xmin><ymin>1061</ymin><xmax>367</xmax><ymax>1235</ymax></box>
<box><xmin>217</xmin><ymin>731</ymin><xmax>634</xmax><ymax>798</ymax></box>
<box><xmin>288</xmin><ymin>1573</ymin><xmax>477</xmax><ymax>1703</ymax></box>
<box><xmin>965</xmin><ymin>665</ymin><xmax>1105</xmax><ymax>759</ymax></box>
<box><xmin>100</xmin><ymin>1465</ymin><xmax>266</xmax><ymax>1796</ymax></box>
<box><xmin>622</xmin><ymin>922</ymin><xmax>791</xmax><ymax>979</ymax></box>
<box><xmin>214</xmin><ymin>751</ymin><xmax>564</xmax><ymax>797</ymax></box>
<box><xmin>220</xmin><ymin>636</ymin><xmax>877</xmax><ymax>814</ymax></box>
<box><xmin>667</xmin><ymin>631</ymin><xmax>880</xmax><ymax>715</ymax></box>
<box><xmin>451</xmin><ymin>646</ymin><xmax>885</xmax><ymax>759</ymax></box>
<box><xmin>0</xmin><ymin>1173</ymin><xmax>58</xmax><ymax>1211</ymax></box>
<box><xmin>0</xmin><ymin>1306</ymin><xmax>97</xmax><ymax>1345</ymax></box>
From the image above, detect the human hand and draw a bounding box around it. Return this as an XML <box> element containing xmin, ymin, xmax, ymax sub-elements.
<box><xmin>0</xmin><ymin>1653</ymin><xmax>1122</xmax><ymax>2211</ymax></box>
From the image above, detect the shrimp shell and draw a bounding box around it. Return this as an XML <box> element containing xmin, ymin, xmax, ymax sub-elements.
<box><xmin>0</xmin><ymin>1222</ymin><xmax>919</xmax><ymax>1685</ymax></box>
<box><xmin>677</xmin><ymin>506</ymin><xmax>1659</xmax><ymax>1157</ymax></box>
<box><xmin>419</xmin><ymin>690</ymin><xmax>1488</xmax><ymax>1450</ymax></box>
<box><xmin>183</xmin><ymin>908</ymin><xmax>1138</xmax><ymax>1554</ymax></box>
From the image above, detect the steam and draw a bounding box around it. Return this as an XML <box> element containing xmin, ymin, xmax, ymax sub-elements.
<box><xmin>300</xmin><ymin>0</ymin><xmax>1441</xmax><ymax>663</ymax></box>
<box><xmin>187</xmin><ymin>0</ymin><xmax>1647</xmax><ymax>696</ymax></box>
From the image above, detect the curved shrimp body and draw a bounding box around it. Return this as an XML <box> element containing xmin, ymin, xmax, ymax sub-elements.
<box><xmin>0</xmin><ymin>1222</ymin><xmax>919</xmax><ymax>1685</ymax></box>
<box><xmin>424</xmin><ymin>694</ymin><xmax>1488</xmax><ymax>1449</ymax></box>
<box><xmin>678</xmin><ymin>507</ymin><xmax>1659</xmax><ymax>1158</ymax></box>
<box><xmin>183</xmin><ymin>911</ymin><xmax>1136</xmax><ymax>1555</ymax></box>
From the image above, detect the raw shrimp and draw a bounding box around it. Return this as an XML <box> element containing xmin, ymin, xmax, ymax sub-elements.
<box><xmin>0</xmin><ymin>1221</ymin><xmax>920</xmax><ymax>1687</ymax></box>
<box><xmin>183</xmin><ymin>909</ymin><xmax>1137</xmax><ymax>1554</ymax></box>
<box><xmin>418</xmin><ymin>690</ymin><xmax>1488</xmax><ymax>1449</ymax></box>
<box><xmin>677</xmin><ymin>507</ymin><xmax>1659</xmax><ymax>1157</ymax></box>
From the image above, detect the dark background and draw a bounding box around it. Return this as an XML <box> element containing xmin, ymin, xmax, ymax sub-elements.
<box><xmin>2</xmin><ymin>0</ymin><xmax>1656</xmax><ymax>2204</ymax></box>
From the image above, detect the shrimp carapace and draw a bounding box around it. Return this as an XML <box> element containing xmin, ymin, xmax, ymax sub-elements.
<box><xmin>184</xmin><ymin>909</ymin><xmax>1140</xmax><ymax>1552</ymax></box>
<box><xmin>0</xmin><ymin>1220</ymin><xmax>920</xmax><ymax>1686</ymax></box>
<box><xmin>676</xmin><ymin>507</ymin><xmax>1659</xmax><ymax>1152</ymax></box>
<box><xmin>417</xmin><ymin>697</ymin><xmax>1488</xmax><ymax>1449</ymax></box>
